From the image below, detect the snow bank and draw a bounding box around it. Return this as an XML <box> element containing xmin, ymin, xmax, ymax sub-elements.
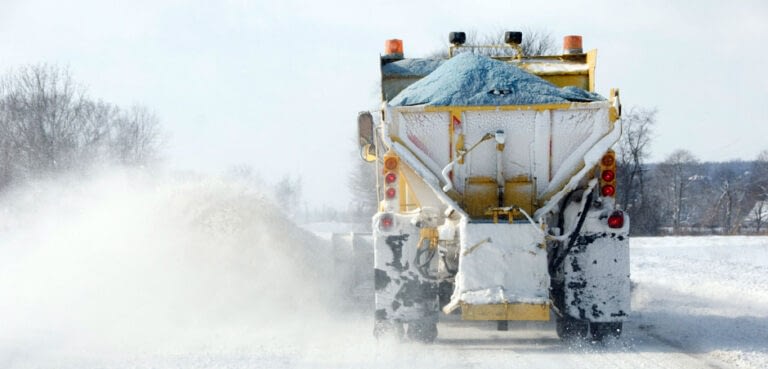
<box><xmin>390</xmin><ymin>53</ymin><xmax>604</xmax><ymax>106</ymax></box>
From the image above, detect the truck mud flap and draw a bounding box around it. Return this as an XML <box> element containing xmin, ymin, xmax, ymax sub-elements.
<box><xmin>563</xmin><ymin>230</ymin><xmax>630</xmax><ymax>322</ymax></box>
<box><xmin>373</xmin><ymin>214</ymin><xmax>439</xmax><ymax>323</ymax></box>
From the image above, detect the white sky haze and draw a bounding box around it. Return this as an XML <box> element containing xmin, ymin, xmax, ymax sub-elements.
<box><xmin>2</xmin><ymin>0</ymin><xmax>767</xmax><ymax>208</ymax></box>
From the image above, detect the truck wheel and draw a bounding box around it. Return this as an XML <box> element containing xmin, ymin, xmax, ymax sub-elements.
<box><xmin>438</xmin><ymin>281</ymin><xmax>453</xmax><ymax>308</ymax></box>
<box><xmin>406</xmin><ymin>320</ymin><xmax>438</xmax><ymax>343</ymax></box>
<box><xmin>590</xmin><ymin>322</ymin><xmax>622</xmax><ymax>341</ymax></box>
<box><xmin>373</xmin><ymin>320</ymin><xmax>404</xmax><ymax>341</ymax></box>
<box><xmin>556</xmin><ymin>316</ymin><xmax>588</xmax><ymax>340</ymax></box>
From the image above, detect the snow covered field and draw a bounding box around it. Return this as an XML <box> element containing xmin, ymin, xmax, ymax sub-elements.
<box><xmin>630</xmin><ymin>237</ymin><xmax>768</xmax><ymax>368</ymax></box>
<box><xmin>0</xmin><ymin>173</ymin><xmax>766</xmax><ymax>368</ymax></box>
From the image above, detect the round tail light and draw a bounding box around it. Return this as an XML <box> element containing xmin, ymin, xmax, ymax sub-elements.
<box><xmin>607</xmin><ymin>211</ymin><xmax>624</xmax><ymax>229</ymax></box>
<box><xmin>601</xmin><ymin>155</ymin><xmax>615</xmax><ymax>166</ymax></box>
<box><xmin>601</xmin><ymin>184</ymin><xmax>615</xmax><ymax>197</ymax></box>
<box><xmin>380</xmin><ymin>214</ymin><xmax>394</xmax><ymax>230</ymax></box>
<box><xmin>384</xmin><ymin>157</ymin><xmax>398</xmax><ymax>171</ymax></box>
<box><xmin>385</xmin><ymin>172</ymin><xmax>397</xmax><ymax>184</ymax></box>
<box><xmin>601</xmin><ymin>170</ymin><xmax>615</xmax><ymax>182</ymax></box>
<box><xmin>385</xmin><ymin>187</ymin><xmax>396</xmax><ymax>199</ymax></box>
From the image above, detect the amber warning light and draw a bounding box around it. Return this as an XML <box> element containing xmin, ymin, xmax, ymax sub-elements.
<box><xmin>385</xmin><ymin>39</ymin><xmax>403</xmax><ymax>56</ymax></box>
<box><xmin>563</xmin><ymin>35</ymin><xmax>583</xmax><ymax>54</ymax></box>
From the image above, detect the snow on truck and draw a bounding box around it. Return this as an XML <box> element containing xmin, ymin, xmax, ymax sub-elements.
<box><xmin>356</xmin><ymin>32</ymin><xmax>629</xmax><ymax>343</ymax></box>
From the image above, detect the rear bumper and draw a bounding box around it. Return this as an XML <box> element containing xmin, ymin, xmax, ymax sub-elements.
<box><xmin>461</xmin><ymin>302</ymin><xmax>550</xmax><ymax>321</ymax></box>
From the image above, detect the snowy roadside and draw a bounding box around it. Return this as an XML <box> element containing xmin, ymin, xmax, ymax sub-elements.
<box><xmin>630</xmin><ymin>236</ymin><xmax>768</xmax><ymax>369</ymax></box>
<box><xmin>0</xmin><ymin>172</ymin><xmax>765</xmax><ymax>369</ymax></box>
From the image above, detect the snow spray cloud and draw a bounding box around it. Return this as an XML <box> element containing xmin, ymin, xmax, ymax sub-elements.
<box><xmin>0</xmin><ymin>168</ymin><xmax>344</xmax><ymax>357</ymax></box>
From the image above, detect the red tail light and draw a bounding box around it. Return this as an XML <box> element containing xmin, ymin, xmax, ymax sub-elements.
<box><xmin>601</xmin><ymin>184</ymin><xmax>615</xmax><ymax>197</ymax></box>
<box><xmin>599</xmin><ymin>151</ymin><xmax>616</xmax><ymax>198</ymax></box>
<box><xmin>607</xmin><ymin>210</ymin><xmax>624</xmax><ymax>229</ymax></box>
<box><xmin>385</xmin><ymin>188</ymin><xmax>396</xmax><ymax>199</ymax></box>
<box><xmin>385</xmin><ymin>172</ymin><xmax>397</xmax><ymax>184</ymax></box>
<box><xmin>380</xmin><ymin>214</ymin><xmax>394</xmax><ymax>230</ymax></box>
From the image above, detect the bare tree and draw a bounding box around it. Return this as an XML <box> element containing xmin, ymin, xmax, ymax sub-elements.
<box><xmin>519</xmin><ymin>27</ymin><xmax>559</xmax><ymax>56</ymax></box>
<box><xmin>752</xmin><ymin>149</ymin><xmax>768</xmax><ymax>199</ymax></box>
<box><xmin>274</xmin><ymin>174</ymin><xmax>303</xmax><ymax>219</ymax></box>
<box><xmin>347</xmin><ymin>146</ymin><xmax>378</xmax><ymax>225</ymax></box>
<box><xmin>109</xmin><ymin>105</ymin><xmax>162</xmax><ymax>165</ymax></box>
<box><xmin>751</xmin><ymin>200</ymin><xmax>767</xmax><ymax>234</ymax></box>
<box><xmin>758</xmin><ymin>149</ymin><xmax>768</xmax><ymax>162</ymax></box>
<box><xmin>0</xmin><ymin>64</ymin><xmax>163</xmax><ymax>191</ymax></box>
<box><xmin>616</xmin><ymin>107</ymin><xmax>656</xmax><ymax>233</ymax></box>
<box><xmin>708</xmin><ymin>167</ymin><xmax>750</xmax><ymax>234</ymax></box>
<box><xmin>657</xmin><ymin>149</ymin><xmax>699</xmax><ymax>234</ymax></box>
<box><xmin>749</xmin><ymin>149</ymin><xmax>768</xmax><ymax>233</ymax></box>
<box><xmin>0</xmin><ymin>64</ymin><xmax>88</xmax><ymax>174</ymax></box>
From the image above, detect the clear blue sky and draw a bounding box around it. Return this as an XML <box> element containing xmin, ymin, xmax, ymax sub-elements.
<box><xmin>2</xmin><ymin>0</ymin><xmax>767</xmax><ymax>208</ymax></box>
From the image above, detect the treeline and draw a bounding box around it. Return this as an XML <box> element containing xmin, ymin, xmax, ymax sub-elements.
<box><xmin>617</xmin><ymin>109</ymin><xmax>768</xmax><ymax>235</ymax></box>
<box><xmin>620</xmin><ymin>158</ymin><xmax>768</xmax><ymax>235</ymax></box>
<box><xmin>0</xmin><ymin>64</ymin><xmax>163</xmax><ymax>192</ymax></box>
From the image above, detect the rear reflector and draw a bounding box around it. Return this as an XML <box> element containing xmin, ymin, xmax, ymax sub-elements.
<box><xmin>607</xmin><ymin>210</ymin><xmax>624</xmax><ymax>229</ymax></box>
<box><xmin>380</xmin><ymin>214</ymin><xmax>394</xmax><ymax>230</ymax></box>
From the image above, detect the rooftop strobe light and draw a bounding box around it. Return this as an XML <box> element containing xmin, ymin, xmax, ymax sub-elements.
<box><xmin>504</xmin><ymin>31</ymin><xmax>522</xmax><ymax>45</ymax></box>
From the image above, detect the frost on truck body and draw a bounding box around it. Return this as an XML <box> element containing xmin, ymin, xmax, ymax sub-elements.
<box><xmin>367</xmin><ymin>46</ymin><xmax>630</xmax><ymax>342</ymax></box>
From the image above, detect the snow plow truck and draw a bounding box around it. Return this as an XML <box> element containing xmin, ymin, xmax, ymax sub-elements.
<box><xmin>356</xmin><ymin>32</ymin><xmax>629</xmax><ymax>343</ymax></box>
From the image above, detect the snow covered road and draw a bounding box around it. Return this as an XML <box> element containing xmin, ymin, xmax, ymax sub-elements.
<box><xmin>3</xmin><ymin>236</ymin><xmax>764</xmax><ymax>369</ymax></box>
<box><xmin>0</xmin><ymin>175</ymin><xmax>765</xmax><ymax>368</ymax></box>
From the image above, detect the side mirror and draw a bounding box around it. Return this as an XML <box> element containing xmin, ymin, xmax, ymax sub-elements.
<box><xmin>357</xmin><ymin>111</ymin><xmax>376</xmax><ymax>162</ymax></box>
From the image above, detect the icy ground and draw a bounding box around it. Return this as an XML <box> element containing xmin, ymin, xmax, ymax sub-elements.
<box><xmin>0</xmin><ymin>173</ymin><xmax>766</xmax><ymax>368</ymax></box>
<box><xmin>630</xmin><ymin>236</ymin><xmax>768</xmax><ymax>368</ymax></box>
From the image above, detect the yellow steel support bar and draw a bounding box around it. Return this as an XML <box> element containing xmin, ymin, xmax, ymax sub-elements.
<box><xmin>398</xmin><ymin>168</ymin><xmax>407</xmax><ymax>212</ymax></box>
<box><xmin>608</xmin><ymin>88</ymin><xmax>621</xmax><ymax>123</ymax></box>
<box><xmin>485</xmin><ymin>207</ymin><xmax>521</xmax><ymax>224</ymax></box>
<box><xmin>586</xmin><ymin>49</ymin><xmax>597</xmax><ymax>92</ymax></box>
<box><xmin>418</xmin><ymin>228</ymin><xmax>439</xmax><ymax>250</ymax></box>
<box><xmin>461</xmin><ymin>302</ymin><xmax>551</xmax><ymax>321</ymax></box>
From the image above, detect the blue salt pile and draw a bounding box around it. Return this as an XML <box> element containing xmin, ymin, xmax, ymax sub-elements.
<box><xmin>389</xmin><ymin>53</ymin><xmax>604</xmax><ymax>106</ymax></box>
<box><xmin>381</xmin><ymin>58</ymin><xmax>444</xmax><ymax>77</ymax></box>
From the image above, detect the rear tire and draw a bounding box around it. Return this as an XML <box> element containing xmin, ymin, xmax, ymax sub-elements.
<box><xmin>590</xmin><ymin>322</ymin><xmax>622</xmax><ymax>341</ymax></box>
<box><xmin>556</xmin><ymin>316</ymin><xmax>588</xmax><ymax>340</ymax></box>
<box><xmin>373</xmin><ymin>320</ymin><xmax>404</xmax><ymax>341</ymax></box>
<box><xmin>406</xmin><ymin>320</ymin><xmax>438</xmax><ymax>343</ymax></box>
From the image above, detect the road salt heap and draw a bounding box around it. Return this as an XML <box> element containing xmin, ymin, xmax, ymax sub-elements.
<box><xmin>389</xmin><ymin>53</ymin><xmax>603</xmax><ymax>106</ymax></box>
